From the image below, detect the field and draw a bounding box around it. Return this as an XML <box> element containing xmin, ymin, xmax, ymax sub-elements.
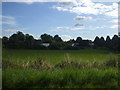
<box><xmin>2</xmin><ymin>49</ymin><xmax>119</xmax><ymax>88</ymax></box>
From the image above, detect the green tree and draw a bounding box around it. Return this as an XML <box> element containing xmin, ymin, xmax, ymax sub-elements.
<box><xmin>53</xmin><ymin>35</ymin><xmax>63</xmax><ymax>42</ymax></box>
<box><xmin>9</xmin><ymin>31</ymin><xmax>25</xmax><ymax>49</ymax></box>
<box><xmin>41</xmin><ymin>34</ymin><xmax>53</xmax><ymax>43</ymax></box>
<box><xmin>105</xmin><ymin>36</ymin><xmax>111</xmax><ymax>49</ymax></box>
<box><xmin>76</xmin><ymin>37</ymin><xmax>83</xmax><ymax>47</ymax></box>
<box><xmin>99</xmin><ymin>37</ymin><xmax>105</xmax><ymax>47</ymax></box>
<box><xmin>111</xmin><ymin>35</ymin><xmax>118</xmax><ymax>50</ymax></box>
<box><xmin>25</xmin><ymin>34</ymin><xmax>34</xmax><ymax>49</ymax></box>
<box><xmin>94</xmin><ymin>36</ymin><xmax>100</xmax><ymax>47</ymax></box>
<box><xmin>2</xmin><ymin>36</ymin><xmax>9</xmax><ymax>48</ymax></box>
<box><xmin>76</xmin><ymin>37</ymin><xmax>82</xmax><ymax>43</ymax></box>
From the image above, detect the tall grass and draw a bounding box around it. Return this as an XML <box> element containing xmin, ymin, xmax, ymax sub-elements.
<box><xmin>2</xmin><ymin>49</ymin><xmax>119</xmax><ymax>88</ymax></box>
<box><xmin>3</xmin><ymin>51</ymin><xmax>118</xmax><ymax>70</ymax></box>
<box><xmin>3</xmin><ymin>68</ymin><xmax>119</xmax><ymax>88</ymax></box>
<box><xmin>3</xmin><ymin>49</ymin><xmax>118</xmax><ymax>65</ymax></box>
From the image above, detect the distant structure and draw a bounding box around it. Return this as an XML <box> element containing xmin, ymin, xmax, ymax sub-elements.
<box><xmin>71</xmin><ymin>43</ymin><xmax>79</xmax><ymax>47</ymax></box>
<box><xmin>71</xmin><ymin>40</ymin><xmax>94</xmax><ymax>47</ymax></box>
<box><xmin>89</xmin><ymin>41</ymin><xmax>94</xmax><ymax>46</ymax></box>
<box><xmin>41</xmin><ymin>43</ymin><xmax>50</xmax><ymax>47</ymax></box>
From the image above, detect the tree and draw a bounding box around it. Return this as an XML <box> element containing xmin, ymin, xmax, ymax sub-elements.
<box><xmin>41</xmin><ymin>34</ymin><xmax>53</xmax><ymax>43</ymax></box>
<box><xmin>105</xmin><ymin>36</ymin><xmax>111</xmax><ymax>49</ymax></box>
<box><xmin>17</xmin><ymin>31</ymin><xmax>25</xmax><ymax>41</ymax></box>
<box><xmin>2</xmin><ymin>36</ymin><xmax>9</xmax><ymax>48</ymax></box>
<box><xmin>94</xmin><ymin>36</ymin><xmax>100</xmax><ymax>47</ymax></box>
<box><xmin>111</xmin><ymin>35</ymin><xmax>118</xmax><ymax>50</ymax></box>
<box><xmin>76</xmin><ymin>37</ymin><xmax>83</xmax><ymax>47</ymax></box>
<box><xmin>76</xmin><ymin>37</ymin><xmax>82</xmax><ymax>43</ymax></box>
<box><xmin>118</xmin><ymin>36</ymin><xmax>120</xmax><ymax>51</ymax></box>
<box><xmin>0</xmin><ymin>38</ymin><xmax>1</xmax><ymax>48</ymax></box>
<box><xmin>8</xmin><ymin>31</ymin><xmax>25</xmax><ymax>49</ymax></box>
<box><xmin>67</xmin><ymin>39</ymin><xmax>75</xmax><ymax>43</ymax></box>
<box><xmin>2</xmin><ymin>31</ymin><xmax>119</xmax><ymax>51</ymax></box>
<box><xmin>53</xmin><ymin>35</ymin><xmax>62</xmax><ymax>42</ymax></box>
<box><xmin>9</xmin><ymin>34</ymin><xmax>19</xmax><ymax>48</ymax></box>
<box><xmin>25</xmin><ymin>34</ymin><xmax>34</xmax><ymax>49</ymax></box>
<box><xmin>82</xmin><ymin>40</ymin><xmax>90</xmax><ymax>47</ymax></box>
<box><xmin>99</xmin><ymin>37</ymin><xmax>105</xmax><ymax>47</ymax></box>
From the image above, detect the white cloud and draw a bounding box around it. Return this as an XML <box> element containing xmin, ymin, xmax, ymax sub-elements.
<box><xmin>1</xmin><ymin>15</ymin><xmax>17</xmax><ymax>26</ymax></box>
<box><xmin>88</xmin><ymin>25</ymin><xmax>116</xmax><ymax>30</ymax></box>
<box><xmin>110</xmin><ymin>25</ymin><xmax>118</xmax><ymax>29</ymax></box>
<box><xmin>95</xmin><ymin>26</ymin><xmax>107</xmax><ymax>29</ymax></box>
<box><xmin>105</xmin><ymin>9</ymin><xmax>118</xmax><ymax>17</ymax></box>
<box><xmin>0</xmin><ymin>15</ymin><xmax>15</xmax><ymax>20</ymax></box>
<box><xmin>57</xmin><ymin>26</ymin><xmax>70</xmax><ymax>29</ymax></box>
<box><xmin>3</xmin><ymin>27</ymin><xmax>29</xmax><ymax>33</ymax></box>
<box><xmin>53</xmin><ymin>0</ymin><xmax>118</xmax><ymax>17</ymax></box>
<box><xmin>2</xmin><ymin>0</ymin><xmax>79</xmax><ymax>4</ymax></box>
<box><xmin>52</xmin><ymin>6</ymin><xmax>68</xmax><ymax>11</ymax></box>
<box><xmin>61</xmin><ymin>35</ymin><xmax>72</xmax><ymax>41</ymax></box>
<box><xmin>4</xmin><ymin>29</ymin><xmax>18</xmax><ymax>33</ymax></box>
<box><xmin>51</xmin><ymin>26</ymin><xmax>85</xmax><ymax>32</ymax></box>
<box><xmin>70</xmin><ymin>27</ymin><xmax>84</xmax><ymax>30</ymax></box>
<box><xmin>2</xmin><ymin>21</ymin><xmax>16</xmax><ymax>25</ymax></box>
<box><xmin>56</xmin><ymin>27</ymin><xmax>63</xmax><ymax>29</ymax></box>
<box><xmin>88</xmin><ymin>24</ymin><xmax>118</xmax><ymax>30</ymax></box>
<box><xmin>74</xmin><ymin>16</ymin><xmax>93</xmax><ymax>21</ymax></box>
<box><xmin>57</xmin><ymin>26</ymin><xmax>84</xmax><ymax>30</ymax></box>
<box><xmin>71</xmin><ymin>6</ymin><xmax>98</xmax><ymax>15</ymax></box>
<box><xmin>110</xmin><ymin>19</ymin><xmax>118</xmax><ymax>23</ymax></box>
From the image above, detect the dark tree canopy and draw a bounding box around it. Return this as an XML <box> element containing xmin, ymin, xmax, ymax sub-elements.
<box><xmin>76</xmin><ymin>37</ymin><xmax>82</xmax><ymax>43</ymax></box>
<box><xmin>105</xmin><ymin>36</ymin><xmax>111</xmax><ymax>49</ymax></box>
<box><xmin>2</xmin><ymin>36</ymin><xmax>9</xmax><ymax>48</ymax></box>
<box><xmin>99</xmin><ymin>37</ymin><xmax>105</xmax><ymax>47</ymax></box>
<box><xmin>2</xmin><ymin>31</ymin><xmax>119</xmax><ymax>51</ymax></box>
<box><xmin>25</xmin><ymin>34</ymin><xmax>34</xmax><ymax>49</ymax></box>
<box><xmin>53</xmin><ymin>35</ymin><xmax>62</xmax><ymax>42</ymax></box>
<box><xmin>41</xmin><ymin>34</ymin><xmax>53</xmax><ymax>43</ymax></box>
<box><xmin>111</xmin><ymin>35</ymin><xmax>118</xmax><ymax>50</ymax></box>
<box><xmin>94</xmin><ymin>36</ymin><xmax>100</xmax><ymax>47</ymax></box>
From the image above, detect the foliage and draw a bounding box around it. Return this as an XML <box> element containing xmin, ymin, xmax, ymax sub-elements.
<box><xmin>2</xmin><ymin>31</ymin><xmax>119</xmax><ymax>51</ymax></box>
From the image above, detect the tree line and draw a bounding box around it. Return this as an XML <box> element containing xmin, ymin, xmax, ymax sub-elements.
<box><xmin>2</xmin><ymin>31</ymin><xmax>120</xmax><ymax>51</ymax></box>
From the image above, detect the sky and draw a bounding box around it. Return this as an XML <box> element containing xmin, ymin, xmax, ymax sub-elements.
<box><xmin>1</xmin><ymin>0</ymin><xmax>119</xmax><ymax>41</ymax></box>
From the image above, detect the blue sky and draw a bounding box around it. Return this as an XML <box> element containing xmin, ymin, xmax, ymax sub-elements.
<box><xmin>1</xmin><ymin>0</ymin><xmax>118</xmax><ymax>41</ymax></box>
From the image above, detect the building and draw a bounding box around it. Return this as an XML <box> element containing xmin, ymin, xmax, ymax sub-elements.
<box><xmin>41</xmin><ymin>43</ymin><xmax>50</xmax><ymax>47</ymax></box>
<box><xmin>71</xmin><ymin>43</ymin><xmax>79</xmax><ymax>47</ymax></box>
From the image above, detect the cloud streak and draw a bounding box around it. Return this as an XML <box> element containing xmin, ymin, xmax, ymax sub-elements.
<box><xmin>110</xmin><ymin>25</ymin><xmax>118</xmax><ymax>29</ymax></box>
<box><xmin>1</xmin><ymin>15</ymin><xmax>17</xmax><ymax>26</ymax></box>
<box><xmin>110</xmin><ymin>19</ymin><xmax>118</xmax><ymax>23</ymax></box>
<box><xmin>4</xmin><ymin>29</ymin><xmax>18</xmax><ymax>33</ymax></box>
<box><xmin>74</xmin><ymin>16</ymin><xmax>93</xmax><ymax>21</ymax></box>
<box><xmin>74</xmin><ymin>23</ymin><xmax>83</xmax><ymax>27</ymax></box>
<box><xmin>0</xmin><ymin>15</ymin><xmax>15</xmax><ymax>20</ymax></box>
<box><xmin>57</xmin><ymin>26</ymin><xmax>84</xmax><ymax>30</ymax></box>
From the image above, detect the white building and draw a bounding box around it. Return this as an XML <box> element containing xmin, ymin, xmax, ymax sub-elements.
<box><xmin>41</xmin><ymin>43</ymin><xmax>50</xmax><ymax>47</ymax></box>
<box><xmin>71</xmin><ymin>43</ymin><xmax>79</xmax><ymax>47</ymax></box>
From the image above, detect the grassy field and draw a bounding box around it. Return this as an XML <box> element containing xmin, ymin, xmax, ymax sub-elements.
<box><xmin>2</xmin><ymin>49</ymin><xmax>119</xmax><ymax>88</ymax></box>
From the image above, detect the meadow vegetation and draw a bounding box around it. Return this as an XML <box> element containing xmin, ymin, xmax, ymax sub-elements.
<box><xmin>2</xmin><ymin>49</ymin><xmax>119</xmax><ymax>88</ymax></box>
